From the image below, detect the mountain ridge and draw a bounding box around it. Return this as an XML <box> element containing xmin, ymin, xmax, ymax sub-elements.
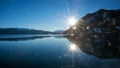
<box><xmin>0</xmin><ymin>28</ymin><xmax>53</xmax><ymax>34</ymax></box>
<box><xmin>64</xmin><ymin>9</ymin><xmax>120</xmax><ymax>43</ymax></box>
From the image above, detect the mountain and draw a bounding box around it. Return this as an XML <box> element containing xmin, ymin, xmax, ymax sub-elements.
<box><xmin>54</xmin><ymin>30</ymin><xmax>65</xmax><ymax>34</ymax></box>
<box><xmin>0</xmin><ymin>28</ymin><xmax>53</xmax><ymax>34</ymax></box>
<box><xmin>64</xmin><ymin>9</ymin><xmax>120</xmax><ymax>43</ymax></box>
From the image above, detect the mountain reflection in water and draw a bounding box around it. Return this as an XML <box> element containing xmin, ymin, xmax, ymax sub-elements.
<box><xmin>0</xmin><ymin>34</ymin><xmax>120</xmax><ymax>68</ymax></box>
<box><xmin>66</xmin><ymin>35</ymin><xmax>120</xmax><ymax>59</ymax></box>
<box><xmin>0</xmin><ymin>35</ymin><xmax>119</xmax><ymax>59</ymax></box>
<box><xmin>0</xmin><ymin>35</ymin><xmax>65</xmax><ymax>41</ymax></box>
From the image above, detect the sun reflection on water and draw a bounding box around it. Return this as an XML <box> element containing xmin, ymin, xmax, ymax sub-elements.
<box><xmin>69</xmin><ymin>43</ymin><xmax>77</xmax><ymax>52</ymax></box>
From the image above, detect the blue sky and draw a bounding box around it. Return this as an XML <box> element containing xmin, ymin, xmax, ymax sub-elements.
<box><xmin>0</xmin><ymin>0</ymin><xmax>120</xmax><ymax>31</ymax></box>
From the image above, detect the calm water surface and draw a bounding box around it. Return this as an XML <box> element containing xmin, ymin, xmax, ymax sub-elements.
<box><xmin>0</xmin><ymin>35</ymin><xmax>119</xmax><ymax>68</ymax></box>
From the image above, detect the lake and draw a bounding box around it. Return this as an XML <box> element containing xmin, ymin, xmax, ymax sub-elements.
<box><xmin>0</xmin><ymin>35</ymin><xmax>120</xmax><ymax>68</ymax></box>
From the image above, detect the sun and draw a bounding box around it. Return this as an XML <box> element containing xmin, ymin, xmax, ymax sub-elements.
<box><xmin>68</xmin><ymin>16</ymin><xmax>77</xmax><ymax>26</ymax></box>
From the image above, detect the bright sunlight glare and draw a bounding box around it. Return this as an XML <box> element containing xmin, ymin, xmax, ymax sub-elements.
<box><xmin>68</xmin><ymin>16</ymin><xmax>77</xmax><ymax>26</ymax></box>
<box><xmin>69</xmin><ymin>43</ymin><xmax>77</xmax><ymax>51</ymax></box>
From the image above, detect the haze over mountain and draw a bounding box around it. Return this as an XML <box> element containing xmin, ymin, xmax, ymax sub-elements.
<box><xmin>54</xmin><ymin>30</ymin><xmax>65</xmax><ymax>34</ymax></box>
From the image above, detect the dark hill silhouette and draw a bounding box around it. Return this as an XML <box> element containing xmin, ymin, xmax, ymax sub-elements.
<box><xmin>0</xmin><ymin>28</ymin><xmax>53</xmax><ymax>34</ymax></box>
